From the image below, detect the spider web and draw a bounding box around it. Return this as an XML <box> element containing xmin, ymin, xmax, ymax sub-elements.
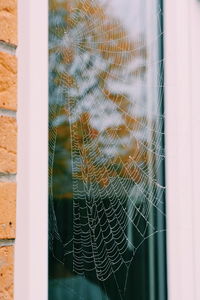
<box><xmin>49</xmin><ymin>0</ymin><xmax>165</xmax><ymax>298</ymax></box>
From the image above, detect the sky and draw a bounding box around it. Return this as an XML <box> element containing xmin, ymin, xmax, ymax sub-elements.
<box><xmin>100</xmin><ymin>0</ymin><xmax>146</xmax><ymax>37</ymax></box>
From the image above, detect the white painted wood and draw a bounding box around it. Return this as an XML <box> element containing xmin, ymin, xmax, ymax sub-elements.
<box><xmin>14</xmin><ymin>0</ymin><xmax>48</xmax><ymax>299</ymax></box>
<box><xmin>190</xmin><ymin>1</ymin><xmax>200</xmax><ymax>299</ymax></box>
<box><xmin>165</xmin><ymin>0</ymin><xmax>200</xmax><ymax>299</ymax></box>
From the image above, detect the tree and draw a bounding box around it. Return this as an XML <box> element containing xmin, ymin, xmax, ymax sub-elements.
<box><xmin>49</xmin><ymin>0</ymin><xmax>148</xmax><ymax>197</ymax></box>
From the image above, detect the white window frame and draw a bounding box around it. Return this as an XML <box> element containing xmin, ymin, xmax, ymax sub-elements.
<box><xmin>14</xmin><ymin>1</ymin><xmax>48</xmax><ymax>300</ymax></box>
<box><xmin>14</xmin><ymin>0</ymin><xmax>200</xmax><ymax>299</ymax></box>
<box><xmin>165</xmin><ymin>1</ymin><xmax>200</xmax><ymax>300</ymax></box>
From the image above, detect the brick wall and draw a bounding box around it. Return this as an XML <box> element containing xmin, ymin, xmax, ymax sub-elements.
<box><xmin>0</xmin><ymin>0</ymin><xmax>17</xmax><ymax>299</ymax></box>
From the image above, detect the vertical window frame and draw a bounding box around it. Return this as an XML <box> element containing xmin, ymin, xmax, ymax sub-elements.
<box><xmin>14</xmin><ymin>0</ymin><xmax>200</xmax><ymax>299</ymax></box>
<box><xmin>165</xmin><ymin>0</ymin><xmax>200</xmax><ymax>299</ymax></box>
<box><xmin>14</xmin><ymin>0</ymin><xmax>48</xmax><ymax>299</ymax></box>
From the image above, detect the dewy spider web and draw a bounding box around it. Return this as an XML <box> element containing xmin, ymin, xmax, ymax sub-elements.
<box><xmin>49</xmin><ymin>0</ymin><xmax>165</xmax><ymax>297</ymax></box>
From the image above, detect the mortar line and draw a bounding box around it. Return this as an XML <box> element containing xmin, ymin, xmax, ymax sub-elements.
<box><xmin>0</xmin><ymin>239</ymin><xmax>15</xmax><ymax>247</ymax></box>
<box><xmin>0</xmin><ymin>174</ymin><xmax>16</xmax><ymax>182</ymax></box>
<box><xmin>0</xmin><ymin>41</ymin><xmax>17</xmax><ymax>55</ymax></box>
<box><xmin>0</xmin><ymin>109</ymin><xmax>16</xmax><ymax>118</ymax></box>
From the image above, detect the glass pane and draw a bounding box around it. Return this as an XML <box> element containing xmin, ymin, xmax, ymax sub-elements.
<box><xmin>48</xmin><ymin>1</ymin><xmax>167</xmax><ymax>300</ymax></box>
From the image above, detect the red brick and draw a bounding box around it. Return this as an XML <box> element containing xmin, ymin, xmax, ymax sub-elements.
<box><xmin>0</xmin><ymin>246</ymin><xmax>14</xmax><ymax>300</ymax></box>
<box><xmin>0</xmin><ymin>183</ymin><xmax>16</xmax><ymax>239</ymax></box>
<box><xmin>0</xmin><ymin>0</ymin><xmax>17</xmax><ymax>45</ymax></box>
<box><xmin>0</xmin><ymin>52</ymin><xmax>17</xmax><ymax>111</ymax></box>
<box><xmin>0</xmin><ymin>116</ymin><xmax>16</xmax><ymax>174</ymax></box>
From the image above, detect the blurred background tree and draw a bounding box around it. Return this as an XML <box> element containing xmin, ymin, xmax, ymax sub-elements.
<box><xmin>49</xmin><ymin>0</ymin><xmax>148</xmax><ymax>199</ymax></box>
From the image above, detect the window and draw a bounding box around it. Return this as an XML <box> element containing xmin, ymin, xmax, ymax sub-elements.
<box><xmin>48</xmin><ymin>1</ymin><xmax>166</xmax><ymax>299</ymax></box>
<box><xmin>14</xmin><ymin>1</ymin><xmax>200</xmax><ymax>300</ymax></box>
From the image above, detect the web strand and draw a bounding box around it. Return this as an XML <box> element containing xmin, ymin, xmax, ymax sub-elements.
<box><xmin>49</xmin><ymin>0</ymin><xmax>165</xmax><ymax>297</ymax></box>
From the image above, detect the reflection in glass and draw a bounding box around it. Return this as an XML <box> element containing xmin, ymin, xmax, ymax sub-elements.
<box><xmin>48</xmin><ymin>0</ymin><xmax>166</xmax><ymax>299</ymax></box>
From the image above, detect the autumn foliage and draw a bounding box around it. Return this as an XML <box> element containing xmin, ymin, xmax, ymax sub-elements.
<box><xmin>49</xmin><ymin>0</ymin><xmax>149</xmax><ymax>198</ymax></box>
